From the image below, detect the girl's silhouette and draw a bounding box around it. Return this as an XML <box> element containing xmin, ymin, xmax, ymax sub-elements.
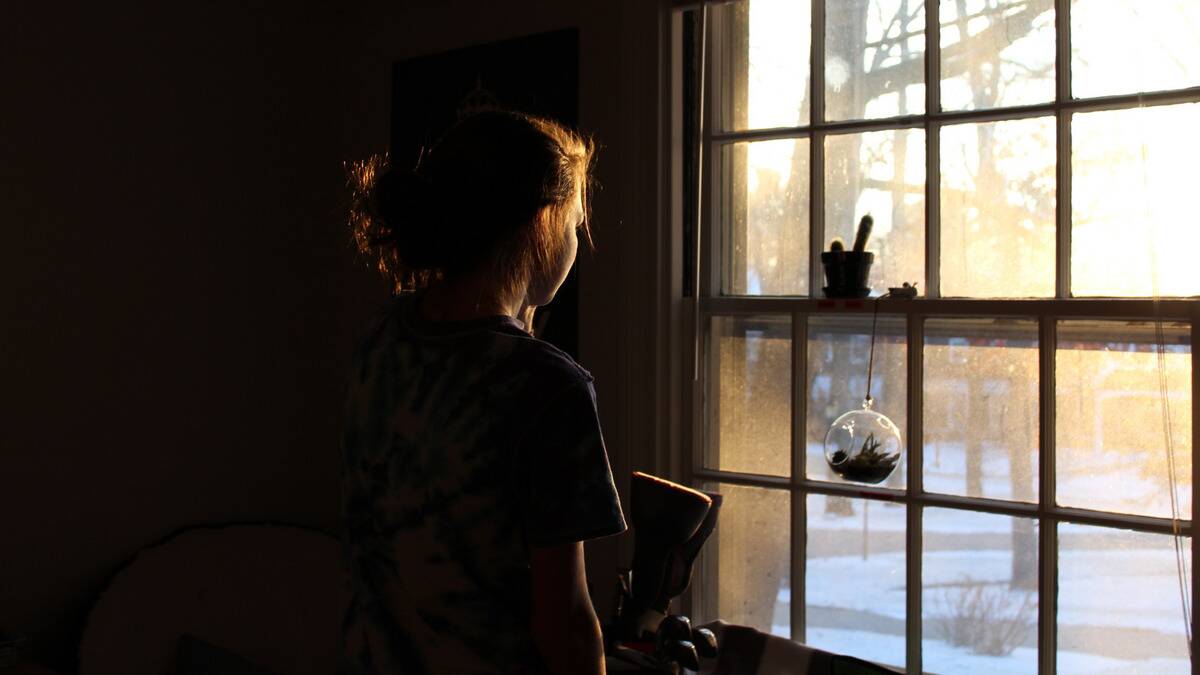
<box><xmin>341</xmin><ymin>110</ymin><xmax>625</xmax><ymax>674</ymax></box>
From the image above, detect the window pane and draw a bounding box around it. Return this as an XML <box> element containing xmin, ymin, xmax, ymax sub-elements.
<box><xmin>806</xmin><ymin>494</ymin><xmax>906</xmax><ymax>668</ymax></box>
<box><xmin>807</xmin><ymin>315</ymin><xmax>907</xmax><ymax>488</ymax></box>
<box><xmin>1056</xmin><ymin>321</ymin><xmax>1192</xmax><ymax>519</ymax></box>
<box><xmin>924</xmin><ymin>319</ymin><xmax>1039</xmax><ymax>501</ymax></box>
<box><xmin>826</xmin><ymin>0</ymin><xmax>926</xmax><ymax>121</ymax></box>
<box><xmin>1058</xmin><ymin>524</ymin><xmax>1192</xmax><ymax>672</ymax></box>
<box><xmin>714</xmin><ymin>0</ymin><xmax>813</xmax><ymax>131</ymax></box>
<box><xmin>825</xmin><ymin>129</ymin><xmax>926</xmax><ymax>295</ymax></box>
<box><xmin>940</xmin><ymin>0</ymin><xmax>1055</xmax><ymax>110</ymax></box>
<box><xmin>923</xmin><ymin>509</ymin><xmax>1038</xmax><ymax>673</ymax></box>
<box><xmin>1072</xmin><ymin>0</ymin><xmax>1200</xmax><ymax>98</ymax></box>
<box><xmin>940</xmin><ymin>117</ymin><xmax>1055</xmax><ymax>298</ymax></box>
<box><xmin>1071</xmin><ymin>104</ymin><xmax>1200</xmax><ymax>297</ymax></box>
<box><xmin>720</xmin><ymin>139</ymin><xmax>810</xmax><ymax>296</ymax></box>
<box><xmin>706</xmin><ymin>315</ymin><xmax>792</xmax><ymax>476</ymax></box>
<box><xmin>702</xmin><ymin>482</ymin><xmax>791</xmax><ymax>637</ymax></box>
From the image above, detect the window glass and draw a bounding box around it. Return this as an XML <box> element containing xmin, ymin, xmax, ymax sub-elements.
<box><xmin>703</xmin><ymin>482</ymin><xmax>791</xmax><ymax>636</ymax></box>
<box><xmin>807</xmin><ymin>315</ymin><xmax>907</xmax><ymax>488</ymax></box>
<box><xmin>1058</xmin><ymin>524</ymin><xmax>1193</xmax><ymax>672</ymax></box>
<box><xmin>923</xmin><ymin>508</ymin><xmax>1039</xmax><ymax>673</ymax></box>
<box><xmin>825</xmin><ymin>129</ymin><xmax>926</xmax><ymax>294</ymax></box>
<box><xmin>806</xmin><ymin>494</ymin><xmax>907</xmax><ymax>668</ymax></box>
<box><xmin>693</xmin><ymin>3</ymin><xmax>1199</xmax><ymax>671</ymax></box>
<box><xmin>1071</xmin><ymin>104</ymin><xmax>1200</xmax><ymax>297</ymax></box>
<box><xmin>707</xmin><ymin>315</ymin><xmax>793</xmax><ymax>476</ymax></box>
<box><xmin>940</xmin><ymin>0</ymin><xmax>1055</xmax><ymax>110</ymax></box>
<box><xmin>1072</xmin><ymin>0</ymin><xmax>1200</xmax><ymax>99</ymax></box>
<box><xmin>924</xmin><ymin>319</ymin><xmax>1039</xmax><ymax>501</ymax></box>
<box><xmin>714</xmin><ymin>0</ymin><xmax>813</xmax><ymax>131</ymax></box>
<box><xmin>1056</xmin><ymin>321</ymin><xmax>1192</xmax><ymax>519</ymax></box>
<box><xmin>940</xmin><ymin>117</ymin><xmax>1055</xmax><ymax>298</ymax></box>
<box><xmin>719</xmin><ymin>139</ymin><xmax>810</xmax><ymax>296</ymax></box>
<box><xmin>826</xmin><ymin>0</ymin><xmax>926</xmax><ymax>121</ymax></box>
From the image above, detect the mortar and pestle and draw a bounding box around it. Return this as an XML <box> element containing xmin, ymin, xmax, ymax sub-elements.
<box><xmin>821</xmin><ymin>214</ymin><xmax>875</xmax><ymax>298</ymax></box>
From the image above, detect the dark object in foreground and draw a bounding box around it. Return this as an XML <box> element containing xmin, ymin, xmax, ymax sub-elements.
<box><xmin>821</xmin><ymin>250</ymin><xmax>874</xmax><ymax>298</ymax></box>
<box><xmin>692</xmin><ymin>627</ymin><xmax>719</xmax><ymax>658</ymax></box>
<box><xmin>606</xmin><ymin>472</ymin><xmax>723</xmax><ymax>673</ymax></box>
<box><xmin>851</xmin><ymin>214</ymin><xmax>874</xmax><ymax>253</ymax></box>
<box><xmin>175</xmin><ymin>634</ymin><xmax>277</xmax><ymax>675</ymax></box>
<box><xmin>887</xmin><ymin>282</ymin><xmax>918</xmax><ymax>299</ymax></box>
<box><xmin>822</xmin><ymin>214</ymin><xmax>876</xmax><ymax>298</ymax></box>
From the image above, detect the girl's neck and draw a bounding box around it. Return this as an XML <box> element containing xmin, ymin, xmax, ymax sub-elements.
<box><xmin>419</xmin><ymin>272</ymin><xmax>527</xmax><ymax>325</ymax></box>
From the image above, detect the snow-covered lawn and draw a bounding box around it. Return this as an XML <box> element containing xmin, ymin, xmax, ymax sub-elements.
<box><xmin>739</xmin><ymin>497</ymin><xmax>1192</xmax><ymax>673</ymax></box>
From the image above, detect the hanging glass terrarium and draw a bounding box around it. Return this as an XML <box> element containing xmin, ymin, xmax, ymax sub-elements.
<box><xmin>821</xmin><ymin>252</ymin><xmax>908</xmax><ymax>484</ymax></box>
<box><xmin>824</xmin><ymin>397</ymin><xmax>902</xmax><ymax>484</ymax></box>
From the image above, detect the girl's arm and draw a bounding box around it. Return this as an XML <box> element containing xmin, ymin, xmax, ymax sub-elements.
<box><xmin>530</xmin><ymin>541</ymin><xmax>606</xmax><ymax>675</ymax></box>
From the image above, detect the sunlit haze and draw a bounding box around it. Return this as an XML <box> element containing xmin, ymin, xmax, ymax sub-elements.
<box><xmin>731</xmin><ymin>0</ymin><xmax>1200</xmax><ymax>298</ymax></box>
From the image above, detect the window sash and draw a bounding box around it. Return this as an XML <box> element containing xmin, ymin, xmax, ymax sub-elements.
<box><xmin>701</xmin><ymin>0</ymin><xmax>1200</xmax><ymax>301</ymax></box>
<box><xmin>690</xmin><ymin>305</ymin><xmax>1197</xmax><ymax>673</ymax></box>
<box><xmin>680</xmin><ymin>2</ymin><xmax>1200</xmax><ymax>672</ymax></box>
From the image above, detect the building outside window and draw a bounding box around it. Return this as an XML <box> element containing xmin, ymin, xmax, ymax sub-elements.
<box><xmin>674</xmin><ymin>1</ymin><xmax>1199</xmax><ymax>672</ymax></box>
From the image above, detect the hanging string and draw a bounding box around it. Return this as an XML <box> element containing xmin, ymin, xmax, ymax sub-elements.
<box><xmin>864</xmin><ymin>290</ymin><xmax>892</xmax><ymax>405</ymax></box>
<box><xmin>1138</xmin><ymin>107</ymin><xmax>1191</xmax><ymax>654</ymax></box>
<box><xmin>1154</xmin><ymin>309</ymin><xmax>1191</xmax><ymax>654</ymax></box>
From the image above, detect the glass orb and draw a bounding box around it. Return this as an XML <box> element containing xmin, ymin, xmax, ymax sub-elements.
<box><xmin>823</xmin><ymin>397</ymin><xmax>903</xmax><ymax>484</ymax></box>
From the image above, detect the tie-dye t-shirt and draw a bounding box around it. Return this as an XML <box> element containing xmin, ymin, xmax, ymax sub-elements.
<box><xmin>339</xmin><ymin>293</ymin><xmax>626</xmax><ymax>674</ymax></box>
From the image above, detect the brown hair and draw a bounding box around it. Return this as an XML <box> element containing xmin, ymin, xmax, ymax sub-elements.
<box><xmin>348</xmin><ymin>110</ymin><xmax>595</xmax><ymax>296</ymax></box>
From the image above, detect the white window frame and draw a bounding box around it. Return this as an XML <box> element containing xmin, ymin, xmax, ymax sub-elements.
<box><xmin>662</xmin><ymin>2</ymin><xmax>1200</xmax><ymax>672</ymax></box>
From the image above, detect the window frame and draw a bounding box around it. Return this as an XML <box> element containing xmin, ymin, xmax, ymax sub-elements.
<box><xmin>667</xmin><ymin>2</ymin><xmax>1200</xmax><ymax>672</ymax></box>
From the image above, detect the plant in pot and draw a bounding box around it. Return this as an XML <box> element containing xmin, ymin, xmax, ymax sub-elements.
<box><xmin>827</xmin><ymin>431</ymin><xmax>901</xmax><ymax>484</ymax></box>
<box><xmin>821</xmin><ymin>214</ymin><xmax>875</xmax><ymax>298</ymax></box>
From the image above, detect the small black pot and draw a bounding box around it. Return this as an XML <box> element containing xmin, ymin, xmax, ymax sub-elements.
<box><xmin>820</xmin><ymin>251</ymin><xmax>874</xmax><ymax>298</ymax></box>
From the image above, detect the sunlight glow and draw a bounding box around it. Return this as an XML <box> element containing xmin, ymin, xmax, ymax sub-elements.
<box><xmin>726</xmin><ymin>0</ymin><xmax>1200</xmax><ymax>298</ymax></box>
<box><xmin>1072</xmin><ymin>0</ymin><xmax>1200</xmax><ymax>98</ymax></box>
<box><xmin>1073</xmin><ymin>104</ymin><xmax>1200</xmax><ymax>297</ymax></box>
<box><xmin>708</xmin><ymin>4</ymin><xmax>1198</xmax><ymax>669</ymax></box>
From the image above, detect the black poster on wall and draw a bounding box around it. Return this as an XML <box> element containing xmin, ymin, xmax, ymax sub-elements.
<box><xmin>390</xmin><ymin>28</ymin><xmax>581</xmax><ymax>358</ymax></box>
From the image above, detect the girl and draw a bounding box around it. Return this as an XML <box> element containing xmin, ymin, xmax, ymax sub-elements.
<box><xmin>341</xmin><ymin>111</ymin><xmax>625</xmax><ymax>674</ymax></box>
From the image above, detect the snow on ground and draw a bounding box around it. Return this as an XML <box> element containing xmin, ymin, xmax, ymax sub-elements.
<box><xmin>773</xmin><ymin>587</ymin><xmax>1190</xmax><ymax>673</ymax></box>
<box><xmin>742</xmin><ymin>440</ymin><xmax>1196</xmax><ymax>671</ymax></box>
<box><xmin>756</xmin><ymin>537</ymin><xmax>1190</xmax><ymax>671</ymax></box>
<box><xmin>802</xmin><ymin>627</ymin><xmax>1189</xmax><ymax>674</ymax></box>
<box><xmin>803</xmin><ymin>547</ymin><xmax>1190</xmax><ymax>637</ymax></box>
<box><xmin>1058</xmin><ymin>546</ymin><xmax>1192</xmax><ymax>634</ymax></box>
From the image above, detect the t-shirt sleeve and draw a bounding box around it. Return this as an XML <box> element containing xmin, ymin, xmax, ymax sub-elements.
<box><xmin>517</xmin><ymin>378</ymin><xmax>627</xmax><ymax>548</ymax></box>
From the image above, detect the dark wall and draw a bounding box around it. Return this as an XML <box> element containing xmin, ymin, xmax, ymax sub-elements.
<box><xmin>2</xmin><ymin>0</ymin><xmax>666</xmax><ymax>663</ymax></box>
<box><xmin>1</xmin><ymin>2</ymin><xmax>382</xmax><ymax>660</ymax></box>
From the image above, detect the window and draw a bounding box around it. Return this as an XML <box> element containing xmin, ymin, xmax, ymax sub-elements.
<box><xmin>676</xmin><ymin>1</ymin><xmax>1199</xmax><ymax>672</ymax></box>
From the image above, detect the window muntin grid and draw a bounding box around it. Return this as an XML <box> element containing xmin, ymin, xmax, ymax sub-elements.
<box><xmin>685</xmin><ymin>1</ymin><xmax>1200</xmax><ymax>672</ymax></box>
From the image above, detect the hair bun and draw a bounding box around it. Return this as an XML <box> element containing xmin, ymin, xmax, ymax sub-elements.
<box><xmin>349</xmin><ymin>111</ymin><xmax>594</xmax><ymax>293</ymax></box>
<box><xmin>373</xmin><ymin>168</ymin><xmax>450</xmax><ymax>268</ymax></box>
<box><xmin>375</xmin><ymin>168</ymin><xmax>432</xmax><ymax>225</ymax></box>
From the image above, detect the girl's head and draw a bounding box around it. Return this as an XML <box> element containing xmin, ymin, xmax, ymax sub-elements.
<box><xmin>349</xmin><ymin>110</ymin><xmax>596</xmax><ymax>303</ymax></box>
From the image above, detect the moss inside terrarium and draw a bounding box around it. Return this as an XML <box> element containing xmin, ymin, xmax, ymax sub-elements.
<box><xmin>828</xmin><ymin>433</ymin><xmax>899</xmax><ymax>484</ymax></box>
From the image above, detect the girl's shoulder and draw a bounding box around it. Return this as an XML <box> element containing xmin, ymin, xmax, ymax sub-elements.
<box><xmin>508</xmin><ymin>332</ymin><xmax>594</xmax><ymax>389</ymax></box>
<box><xmin>375</xmin><ymin>292</ymin><xmax>594</xmax><ymax>389</ymax></box>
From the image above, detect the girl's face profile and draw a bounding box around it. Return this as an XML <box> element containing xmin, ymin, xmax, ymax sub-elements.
<box><xmin>527</xmin><ymin>187</ymin><xmax>583</xmax><ymax>307</ymax></box>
